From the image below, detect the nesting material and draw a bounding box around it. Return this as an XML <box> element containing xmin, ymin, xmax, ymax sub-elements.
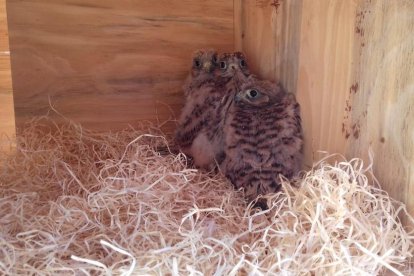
<box><xmin>0</xmin><ymin>117</ymin><xmax>413</xmax><ymax>275</ymax></box>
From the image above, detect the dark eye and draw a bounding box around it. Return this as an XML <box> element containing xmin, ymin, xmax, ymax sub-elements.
<box><xmin>220</xmin><ymin>61</ymin><xmax>227</xmax><ymax>70</ymax></box>
<box><xmin>240</xmin><ymin>59</ymin><xmax>247</xmax><ymax>68</ymax></box>
<box><xmin>194</xmin><ymin>59</ymin><xmax>201</xmax><ymax>68</ymax></box>
<box><xmin>246</xmin><ymin>89</ymin><xmax>259</xmax><ymax>98</ymax></box>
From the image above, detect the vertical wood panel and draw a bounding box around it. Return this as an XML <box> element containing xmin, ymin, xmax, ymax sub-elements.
<box><xmin>234</xmin><ymin>0</ymin><xmax>303</xmax><ymax>94</ymax></box>
<box><xmin>295</xmin><ymin>0</ymin><xmax>358</xmax><ymax>167</ymax></box>
<box><xmin>0</xmin><ymin>0</ymin><xmax>15</xmax><ymax>151</ymax></box>
<box><xmin>237</xmin><ymin>0</ymin><xmax>414</xmax><ymax>218</ymax></box>
<box><xmin>346</xmin><ymin>0</ymin><xmax>414</xmax><ymax>219</ymax></box>
<box><xmin>7</xmin><ymin>0</ymin><xmax>234</xmax><ymax>132</ymax></box>
<box><xmin>292</xmin><ymin>0</ymin><xmax>414</xmax><ymax>218</ymax></box>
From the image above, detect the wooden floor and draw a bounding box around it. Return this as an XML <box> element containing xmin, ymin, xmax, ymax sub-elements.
<box><xmin>0</xmin><ymin>0</ymin><xmax>15</xmax><ymax>151</ymax></box>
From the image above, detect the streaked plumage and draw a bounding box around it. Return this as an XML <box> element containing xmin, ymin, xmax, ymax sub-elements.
<box><xmin>175</xmin><ymin>49</ymin><xmax>225</xmax><ymax>169</ymax></box>
<box><xmin>220</xmin><ymin>78</ymin><xmax>303</xmax><ymax>205</ymax></box>
<box><xmin>203</xmin><ymin>52</ymin><xmax>254</xmax><ymax>164</ymax></box>
<box><xmin>215</xmin><ymin>52</ymin><xmax>251</xmax><ymax>91</ymax></box>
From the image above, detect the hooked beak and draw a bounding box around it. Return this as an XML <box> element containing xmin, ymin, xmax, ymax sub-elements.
<box><xmin>203</xmin><ymin>61</ymin><xmax>213</xmax><ymax>72</ymax></box>
<box><xmin>229</xmin><ymin>63</ymin><xmax>238</xmax><ymax>71</ymax></box>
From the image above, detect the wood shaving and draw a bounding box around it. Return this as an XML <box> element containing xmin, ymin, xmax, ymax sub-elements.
<box><xmin>0</xmin><ymin>117</ymin><xmax>413</xmax><ymax>275</ymax></box>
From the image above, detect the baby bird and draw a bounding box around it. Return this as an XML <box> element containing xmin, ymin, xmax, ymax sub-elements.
<box><xmin>215</xmin><ymin>51</ymin><xmax>251</xmax><ymax>90</ymax></box>
<box><xmin>213</xmin><ymin>51</ymin><xmax>254</xmax><ymax>142</ymax></box>
<box><xmin>182</xmin><ymin>49</ymin><xmax>218</xmax><ymax>99</ymax></box>
<box><xmin>175</xmin><ymin>49</ymin><xmax>226</xmax><ymax>169</ymax></box>
<box><xmin>188</xmin><ymin>51</ymin><xmax>255</xmax><ymax>169</ymax></box>
<box><xmin>220</xmin><ymin>78</ymin><xmax>303</xmax><ymax>206</ymax></box>
<box><xmin>196</xmin><ymin>52</ymin><xmax>254</xmax><ymax>164</ymax></box>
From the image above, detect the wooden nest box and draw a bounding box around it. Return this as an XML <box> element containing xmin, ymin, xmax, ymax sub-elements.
<box><xmin>1</xmin><ymin>1</ymin><xmax>413</xmax><ymax>218</ymax></box>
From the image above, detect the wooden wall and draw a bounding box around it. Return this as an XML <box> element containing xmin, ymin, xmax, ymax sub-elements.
<box><xmin>6</xmin><ymin>0</ymin><xmax>234</xmax><ymax>131</ymax></box>
<box><xmin>234</xmin><ymin>0</ymin><xmax>303</xmax><ymax>95</ymax></box>
<box><xmin>0</xmin><ymin>0</ymin><xmax>15</xmax><ymax>151</ymax></box>
<box><xmin>346</xmin><ymin>0</ymin><xmax>414</xmax><ymax>219</ymax></box>
<box><xmin>236</xmin><ymin>0</ymin><xmax>414</xmax><ymax>218</ymax></box>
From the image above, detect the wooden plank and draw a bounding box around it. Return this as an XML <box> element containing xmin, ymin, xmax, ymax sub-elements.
<box><xmin>6</xmin><ymin>0</ymin><xmax>234</xmax><ymax>132</ymax></box>
<box><xmin>295</xmin><ymin>0</ymin><xmax>414</xmax><ymax>218</ymax></box>
<box><xmin>0</xmin><ymin>0</ymin><xmax>15</xmax><ymax>151</ymax></box>
<box><xmin>345</xmin><ymin>0</ymin><xmax>414</xmax><ymax>219</ymax></box>
<box><xmin>237</xmin><ymin>0</ymin><xmax>414</xmax><ymax>219</ymax></box>
<box><xmin>236</xmin><ymin>0</ymin><xmax>357</xmax><ymax>167</ymax></box>
<box><xmin>295</xmin><ymin>0</ymin><xmax>358</xmax><ymax>168</ymax></box>
<box><xmin>234</xmin><ymin>0</ymin><xmax>303</xmax><ymax>94</ymax></box>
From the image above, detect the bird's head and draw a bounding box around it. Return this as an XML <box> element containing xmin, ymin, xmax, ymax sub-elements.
<box><xmin>216</xmin><ymin>52</ymin><xmax>250</xmax><ymax>80</ymax></box>
<box><xmin>235</xmin><ymin>79</ymin><xmax>285</xmax><ymax>108</ymax></box>
<box><xmin>191</xmin><ymin>49</ymin><xmax>218</xmax><ymax>77</ymax></box>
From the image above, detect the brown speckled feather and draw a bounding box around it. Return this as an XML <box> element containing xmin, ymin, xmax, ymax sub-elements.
<box><xmin>220</xmin><ymin>79</ymin><xmax>303</xmax><ymax>203</ymax></box>
<box><xmin>176</xmin><ymin>51</ymin><xmax>256</xmax><ymax>170</ymax></box>
<box><xmin>175</xmin><ymin>50</ymin><xmax>226</xmax><ymax>169</ymax></box>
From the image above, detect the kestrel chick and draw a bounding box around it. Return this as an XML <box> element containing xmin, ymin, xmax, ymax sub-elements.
<box><xmin>220</xmin><ymin>78</ymin><xmax>303</xmax><ymax>206</ymax></box>
<box><xmin>175</xmin><ymin>49</ymin><xmax>225</xmax><ymax>169</ymax></box>
<box><xmin>215</xmin><ymin>51</ymin><xmax>251</xmax><ymax>89</ymax></box>
<box><xmin>182</xmin><ymin>49</ymin><xmax>218</xmax><ymax>99</ymax></box>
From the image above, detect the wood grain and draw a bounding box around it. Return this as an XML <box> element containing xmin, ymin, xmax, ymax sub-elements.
<box><xmin>295</xmin><ymin>0</ymin><xmax>358</xmax><ymax>167</ymax></box>
<box><xmin>234</xmin><ymin>0</ymin><xmax>303</xmax><ymax>94</ymax></box>
<box><xmin>6</xmin><ymin>0</ymin><xmax>234</xmax><ymax>132</ymax></box>
<box><xmin>0</xmin><ymin>0</ymin><xmax>15</xmax><ymax>151</ymax></box>
<box><xmin>237</xmin><ymin>0</ymin><xmax>414</xmax><ymax>219</ymax></box>
<box><xmin>345</xmin><ymin>0</ymin><xmax>414</xmax><ymax>219</ymax></box>
<box><xmin>294</xmin><ymin>0</ymin><xmax>414</xmax><ymax>218</ymax></box>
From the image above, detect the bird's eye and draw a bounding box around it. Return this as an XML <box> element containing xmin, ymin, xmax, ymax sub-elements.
<box><xmin>220</xmin><ymin>61</ymin><xmax>227</xmax><ymax>70</ymax></box>
<box><xmin>194</xmin><ymin>59</ymin><xmax>201</xmax><ymax>68</ymax></box>
<box><xmin>246</xmin><ymin>89</ymin><xmax>260</xmax><ymax>99</ymax></box>
<box><xmin>240</xmin><ymin>59</ymin><xmax>247</xmax><ymax>68</ymax></box>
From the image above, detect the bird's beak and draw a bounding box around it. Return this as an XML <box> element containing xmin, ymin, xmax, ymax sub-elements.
<box><xmin>203</xmin><ymin>61</ymin><xmax>212</xmax><ymax>72</ymax></box>
<box><xmin>229</xmin><ymin>63</ymin><xmax>238</xmax><ymax>71</ymax></box>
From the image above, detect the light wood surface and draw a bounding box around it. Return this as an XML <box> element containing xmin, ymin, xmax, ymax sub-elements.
<box><xmin>236</xmin><ymin>0</ymin><xmax>414</xmax><ymax>218</ymax></box>
<box><xmin>234</xmin><ymin>0</ymin><xmax>303</xmax><ymax>94</ymax></box>
<box><xmin>235</xmin><ymin>0</ymin><xmax>357</xmax><ymax>166</ymax></box>
<box><xmin>6</xmin><ymin>0</ymin><xmax>234</xmax><ymax>132</ymax></box>
<box><xmin>296</xmin><ymin>0</ymin><xmax>414</xmax><ymax>219</ymax></box>
<box><xmin>295</xmin><ymin>0</ymin><xmax>358</xmax><ymax>167</ymax></box>
<box><xmin>0</xmin><ymin>0</ymin><xmax>15</xmax><ymax>151</ymax></box>
<box><xmin>345</xmin><ymin>0</ymin><xmax>414</xmax><ymax>219</ymax></box>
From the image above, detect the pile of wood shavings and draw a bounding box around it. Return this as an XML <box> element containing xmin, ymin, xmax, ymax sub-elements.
<box><xmin>0</xmin><ymin>117</ymin><xmax>413</xmax><ymax>275</ymax></box>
